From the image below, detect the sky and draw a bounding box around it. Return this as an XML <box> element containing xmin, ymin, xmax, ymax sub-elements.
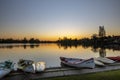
<box><xmin>0</xmin><ymin>0</ymin><xmax>120</xmax><ymax>40</ymax></box>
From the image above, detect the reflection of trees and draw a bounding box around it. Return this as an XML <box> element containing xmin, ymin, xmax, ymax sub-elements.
<box><xmin>91</xmin><ymin>48</ymin><xmax>99</xmax><ymax>53</ymax></box>
<box><xmin>99</xmin><ymin>48</ymin><xmax>106</xmax><ymax>57</ymax></box>
<box><xmin>58</xmin><ymin>42</ymin><xmax>120</xmax><ymax>51</ymax></box>
<box><xmin>91</xmin><ymin>47</ymin><xmax>106</xmax><ymax>57</ymax></box>
<box><xmin>57</xmin><ymin>36</ymin><xmax>120</xmax><ymax>51</ymax></box>
<box><xmin>23</xmin><ymin>44</ymin><xmax>27</xmax><ymax>49</ymax></box>
<box><xmin>0</xmin><ymin>44</ymin><xmax>40</xmax><ymax>49</ymax></box>
<box><xmin>57</xmin><ymin>43</ymin><xmax>79</xmax><ymax>49</ymax></box>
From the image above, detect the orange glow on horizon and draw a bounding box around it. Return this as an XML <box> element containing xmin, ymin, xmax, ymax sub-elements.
<box><xmin>0</xmin><ymin>31</ymin><xmax>119</xmax><ymax>41</ymax></box>
<box><xmin>0</xmin><ymin>34</ymin><xmax>91</xmax><ymax>41</ymax></box>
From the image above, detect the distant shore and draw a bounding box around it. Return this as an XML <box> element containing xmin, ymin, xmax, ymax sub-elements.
<box><xmin>0</xmin><ymin>36</ymin><xmax>120</xmax><ymax>51</ymax></box>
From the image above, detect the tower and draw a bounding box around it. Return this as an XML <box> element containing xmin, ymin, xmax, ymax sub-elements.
<box><xmin>99</xmin><ymin>26</ymin><xmax>106</xmax><ymax>37</ymax></box>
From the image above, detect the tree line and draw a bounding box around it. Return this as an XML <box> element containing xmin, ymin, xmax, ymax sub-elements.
<box><xmin>0</xmin><ymin>35</ymin><xmax>120</xmax><ymax>45</ymax></box>
<box><xmin>0</xmin><ymin>35</ymin><xmax>120</xmax><ymax>51</ymax></box>
<box><xmin>0</xmin><ymin>38</ymin><xmax>55</xmax><ymax>43</ymax></box>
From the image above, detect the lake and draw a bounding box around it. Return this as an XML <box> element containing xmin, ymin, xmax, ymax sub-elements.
<box><xmin>0</xmin><ymin>43</ymin><xmax>120</xmax><ymax>68</ymax></box>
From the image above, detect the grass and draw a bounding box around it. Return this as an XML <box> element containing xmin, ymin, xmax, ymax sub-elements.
<box><xmin>33</xmin><ymin>70</ymin><xmax>120</xmax><ymax>80</ymax></box>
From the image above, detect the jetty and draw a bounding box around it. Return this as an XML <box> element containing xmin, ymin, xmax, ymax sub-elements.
<box><xmin>2</xmin><ymin>63</ymin><xmax>120</xmax><ymax>80</ymax></box>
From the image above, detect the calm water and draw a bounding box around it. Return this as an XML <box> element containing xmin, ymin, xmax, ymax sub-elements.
<box><xmin>0</xmin><ymin>44</ymin><xmax>120</xmax><ymax>68</ymax></box>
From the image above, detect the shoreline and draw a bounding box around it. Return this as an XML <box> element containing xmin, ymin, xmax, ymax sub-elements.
<box><xmin>2</xmin><ymin>63</ymin><xmax>120</xmax><ymax>80</ymax></box>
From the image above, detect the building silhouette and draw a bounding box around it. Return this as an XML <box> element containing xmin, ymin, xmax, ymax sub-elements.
<box><xmin>99</xmin><ymin>26</ymin><xmax>106</xmax><ymax>37</ymax></box>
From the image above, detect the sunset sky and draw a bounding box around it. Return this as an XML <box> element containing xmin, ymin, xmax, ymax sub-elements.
<box><xmin>0</xmin><ymin>0</ymin><xmax>120</xmax><ymax>40</ymax></box>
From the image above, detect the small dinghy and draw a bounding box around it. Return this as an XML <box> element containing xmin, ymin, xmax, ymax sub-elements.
<box><xmin>94</xmin><ymin>59</ymin><xmax>105</xmax><ymax>66</ymax></box>
<box><xmin>18</xmin><ymin>59</ymin><xmax>46</xmax><ymax>73</ymax></box>
<box><xmin>95</xmin><ymin>57</ymin><xmax>115</xmax><ymax>64</ymax></box>
<box><xmin>60</xmin><ymin>57</ymin><xmax>95</xmax><ymax>69</ymax></box>
<box><xmin>18</xmin><ymin>59</ymin><xmax>34</xmax><ymax>69</ymax></box>
<box><xmin>23</xmin><ymin>63</ymin><xmax>36</xmax><ymax>73</ymax></box>
<box><xmin>35</xmin><ymin>62</ymin><xmax>46</xmax><ymax>72</ymax></box>
<box><xmin>0</xmin><ymin>69</ymin><xmax>11</xmax><ymax>79</ymax></box>
<box><xmin>0</xmin><ymin>60</ymin><xmax>14</xmax><ymax>79</ymax></box>
<box><xmin>23</xmin><ymin>62</ymin><xmax>46</xmax><ymax>73</ymax></box>
<box><xmin>107</xmin><ymin>56</ymin><xmax>120</xmax><ymax>62</ymax></box>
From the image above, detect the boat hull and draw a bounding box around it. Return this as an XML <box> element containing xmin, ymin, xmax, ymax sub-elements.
<box><xmin>60</xmin><ymin>57</ymin><xmax>95</xmax><ymax>69</ymax></box>
<box><xmin>0</xmin><ymin>69</ymin><xmax>11</xmax><ymax>79</ymax></box>
<box><xmin>18</xmin><ymin>59</ymin><xmax>46</xmax><ymax>73</ymax></box>
<box><xmin>107</xmin><ymin>56</ymin><xmax>120</xmax><ymax>62</ymax></box>
<box><xmin>94</xmin><ymin>59</ymin><xmax>105</xmax><ymax>66</ymax></box>
<box><xmin>95</xmin><ymin>57</ymin><xmax>115</xmax><ymax>64</ymax></box>
<box><xmin>35</xmin><ymin>62</ymin><xmax>46</xmax><ymax>72</ymax></box>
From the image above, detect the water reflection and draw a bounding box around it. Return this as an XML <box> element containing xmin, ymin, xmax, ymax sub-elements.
<box><xmin>57</xmin><ymin>43</ymin><xmax>120</xmax><ymax>51</ymax></box>
<box><xmin>0</xmin><ymin>44</ymin><xmax>39</xmax><ymax>49</ymax></box>
<box><xmin>99</xmin><ymin>48</ymin><xmax>106</xmax><ymax>57</ymax></box>
<box><xmin>0</xmin><ymin>43</ymin><xmax>120</xmax><ymax>52</ymax></box>
<box><xmin>0</xmin><ymin>43</ymin><xmax>120</xmax><ymax>68</ymax></box>
<box><xmin>57</xmin><ymin>43</ymin><xmax>79</xmax><ymax>49</ymax></box>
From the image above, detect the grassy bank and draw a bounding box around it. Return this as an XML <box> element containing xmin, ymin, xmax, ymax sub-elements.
<box><xmin>34</xmin><ymin>70</ymin><xmax>120</xmax><ymax>80</ymax></box>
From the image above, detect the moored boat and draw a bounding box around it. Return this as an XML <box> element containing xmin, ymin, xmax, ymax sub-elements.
<box><xmin>94</xmin><ymin>59</ymin><xmax>105</xmax><ymax>66</ymax></box>
<box><xmin>60</xmin><ymin>57</ymin><xmax>95</xmax><ymax>69</ymax></box>
<box><xmin>95</xmin><ymin>57</ymin><xmax>115</xmax><ymax>64</ymax></box>
<box><xmin>18</xmin><ymin>59</ymin><xmax>34</xmax><ymax>69</ymax></box>
<box><xmin>23</xmin><ymin>63</ymin><xmax>36</xmax><ymax>73</ymax></box>
<box><xmin>35</xmin><ymin>62</ymin><xmax>46</xmax><ymax>72</ymax></box>
<box><xmin>0</xmin><ymin>60</ymin><xmax>14</xmax><ymax>79</ymax></box>
<box><xmin>18</xmin><ymin>59</ymin><xmax>46</xmax><ymax>73</ymax></box>
<box><xmin>107</xmin><ymin>56</ymin><xmax>120</xmax><ymax>62</ymax></box>
<box><xmin>0</xmin><ymin>69</ymin><xmax>11</xmax><ymax>79</ymax></box>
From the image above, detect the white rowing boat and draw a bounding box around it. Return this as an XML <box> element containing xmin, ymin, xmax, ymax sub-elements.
<box><xmin>35</xmin><ymin>62</ymin><xmax>46</xmax><ymax>72</ymax></box>
<box><xmin>23</xmin><ymin>62</ymin><xmax>46</xmax><ymax>73</ymax></box>
<box><xmin>0</xmin><ymin>69</ymin><xmax>11</xmax><ymax>79</ymax></box>
<box><xmin>95</xmin><ymin>57</ymin><xmax>115</xmax><ymax>64</ymax></box>
<box><xmin>94</xmin><ymin>59</ymin><xmax>105</xmax><ymax>66</ymax></box>
<box><xmin>0</xmin><ymin>60</ymin><xmax>14</xmax><ymax>79</ymax></box>
<box><xmin>18</xmin><ymin>59</ymin><xmax>46</xmax><ymax>73</ymax></box>
<box><xmin>60</xmin><ymin>57</ymin><xmax>95</xmax><ymax>69</ymax></box>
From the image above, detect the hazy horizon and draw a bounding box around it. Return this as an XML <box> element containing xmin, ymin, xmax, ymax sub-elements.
<box><xmin>0</xmin><ymin>0</ymin><xmax>120</xmax><ymax>40</ymax></box>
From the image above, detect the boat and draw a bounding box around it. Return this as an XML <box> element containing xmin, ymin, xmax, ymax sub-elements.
<box><xmin>18</xmin><ymin>59</ymin><xmax>34</xmax><ymax>69</ymax></box>
<box><xmin>107</xmin><ymin>56</ymin><xmax>120</xmax><ymax>62</ymax></box>
<box><xmin>94</xmin><ymin>59</ymin><xmax>105</xmax><ymax>66</ymax></box>
<box><xmin>0</xmin><ymin>60</ymin><xmax>14</xmax><ymax>79</ymax></box>
<box><xmin>0</xmin><ymin>69</ymin><xmax>11</xmax><ymax>79</ymax></box>
<box><xmin>23</xmin><ymin>63</ymin><xmax>36</xmax><ymax>73</ymax></box>
<box><xmin>18</xmin><ymin>59</ymin><xmax>46</xmax><ymax>73</ymax></box>
<box><xmin>95</xmin><ymin>57</ymin><xmax>115</xmax><ymax>64</ymax></box>
<box><xmin>35</xmin><ymin>62</ymin><xmax>46</xmax><ymax>72</ymax></box>
<box><xmin>23</xmin><ymin>62</ymin><xmax>46</xmax><ymax>73</ymax></box>
<box><xmin>60</xmin><ymin>57</ymin><xmax>95</xmax><ymax>69</ymax></box>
